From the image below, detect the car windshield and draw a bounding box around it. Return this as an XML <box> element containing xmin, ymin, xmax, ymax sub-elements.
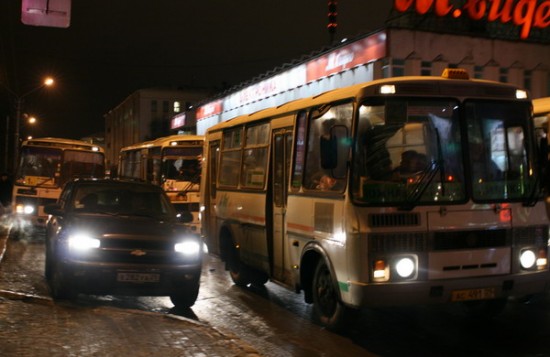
<box><xmin>72</xmin><ymin>184</ymin><xmax>175</xmax><ymax>219</ymax></box>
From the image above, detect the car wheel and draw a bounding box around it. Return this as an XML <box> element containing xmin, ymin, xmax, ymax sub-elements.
<box><xmin>170</xmin><ymin>282</ymin><xmax>200</xmax><ymax>308</ymax></box>
<box><xmin>44</xmin><ymin>244</ymin><xmax>53</xmax><ymax>281</ymax></box>
<box><xmin>311</xmin><ymin>259</ymin><xmax>353</xmax><ymax>331</ymax></box>
<box><xmin>50</xmin><ymin>259</ymin><xmax>76</xmax><ymax>300</ymax></box>
<box><xmin>8</xmin><ymin>226</ymin><xmax>20</xmax><ymax>241</ymax></box>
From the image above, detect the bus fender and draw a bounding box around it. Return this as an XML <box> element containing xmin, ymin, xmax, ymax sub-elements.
<box><xmin>300</xmin><ymin>241</ymin><xmax>341</xmax><ymax>304</ymax></box>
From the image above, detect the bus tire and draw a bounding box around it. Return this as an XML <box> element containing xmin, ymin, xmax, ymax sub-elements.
<box><xmin>311</xmin><ymin>258</ymin><xmax>351</xmax><ymax>331</ymax></box>
<box><xmin>249</xmin><ymin>269</ymin><xmax>269</xmax><ymax>287</ymax></box>
<box><xmin>227</xmin><ymin>245</ymin><xmax>252</xmax><ymax>287</ymax></box>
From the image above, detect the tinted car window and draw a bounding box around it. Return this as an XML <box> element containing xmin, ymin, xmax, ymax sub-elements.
<box><xmin>72</xmin><ymin>184</ymin><xmax>174</xmax><ymax>218</ymax></box>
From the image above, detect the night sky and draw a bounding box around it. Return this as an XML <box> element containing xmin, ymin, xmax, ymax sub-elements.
<box><xmin>0</xmin><ymin>1</ymin><xmax>393</xmax><ymax>139</ymax></box>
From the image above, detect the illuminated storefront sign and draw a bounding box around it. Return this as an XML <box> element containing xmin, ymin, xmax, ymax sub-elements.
<box><xmin>394</xmin><ymin>0</ymin><xmax>550</xmax><ymax>39</ymax></box>
<box><xmin>170</xmin><ymin>113</ymin><xmax>186</xmax><ymax>129</ymax></box>
<box><xmin>306</xmin><ymin>32</ymin><xmax>386</xmax><ymax>82</ymax></box>
<box><xmin>196</xmin><ymin>100</ymin><xmax>222</xmax><ymax>121</ymax></box>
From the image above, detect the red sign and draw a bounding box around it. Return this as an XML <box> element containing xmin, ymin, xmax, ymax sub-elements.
<box><xmin>196</xmin><ymin>100</ymin><xmax>223</xmax><ymax>121</ymax></box>
<box><xmin>306</xmin><ymin>32</ymin><xmax>386</xmax><ymax>82</ymax></box>
<box><xmin>394</xmin><ymin>0</ymin><xmax>550</xmax><ymax>39</ymax></box>
<box><xmin>170</xmin><ymin>113</ymin><xmax>186</xmax><ymax>129</ymax></box>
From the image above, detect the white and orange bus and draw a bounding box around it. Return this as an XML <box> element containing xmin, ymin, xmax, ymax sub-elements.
<box><xmin>201</xmin><ymin>69</ymin><xmax>550</xmax><ymax>330</ymax></box>
<box><xmin>11</xmin><ymin>137</ymin><xmax>105</xmax><ymax>238</ymax></box>
<box><xmin>118</xmin><ymin>135</ymin><xmax>203</xmax><ymax>232</ymax></box>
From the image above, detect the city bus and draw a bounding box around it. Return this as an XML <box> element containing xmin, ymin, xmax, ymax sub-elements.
<box><xmin>118</xmin><ymin>135</ymin><xmax>203</xmax><ymax>232</ymax></box>
<box><xmin>200</xmin><ymin>68</ymin><xmax>550</xmax><ymax>330</ymax></box>
<box><xmin>11</xmin><ymin>137</ymin><xmax>105</xmax><ymax>239</ymax></box>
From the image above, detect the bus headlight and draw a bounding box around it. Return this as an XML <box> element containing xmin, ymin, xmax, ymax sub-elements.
<box><xmin>520</xmin><ymin>249</ymin><xmax>536</xmax><ymax>269</ymax></box>
<box><xmin>395</xmin><ymin>257</ymin><xmax>416</xmax><ymax>278</ymax></box>
<box><xmin>16</xmin><ymin>203</ymin><xmax>35</xmax><ymax>215</ymax></box>
<box><xmin>520</xmin><ymin>248</ymin><xmax>547</xmax><ymax>270</ymax></box>
<box><xmin>372</xmin><ymin>256</ymin><xmax>417</xmax><ymax>281</ymax></box>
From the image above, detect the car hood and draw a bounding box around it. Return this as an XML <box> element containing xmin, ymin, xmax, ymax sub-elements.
<box><xmin>66</xmin><ymin>214</ymin><xmax>186</xmax><ymax>238</ymax></box>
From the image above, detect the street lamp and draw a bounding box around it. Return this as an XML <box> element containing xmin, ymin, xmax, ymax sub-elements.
<box><xmin>2</xmin><ymin>77</ymin><xmax>54</xmax><ymax>171</ymax></box>
<box><xmin>22</xmin><ymin>114</ymin><xmax>38</xmax><ymax>140</ymax></box>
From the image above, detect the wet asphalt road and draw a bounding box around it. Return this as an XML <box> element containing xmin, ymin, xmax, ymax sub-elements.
<box><xmin>4</xmin><ymin>231</ymin><xmax>550</xmax><ymax>356</ymax></box>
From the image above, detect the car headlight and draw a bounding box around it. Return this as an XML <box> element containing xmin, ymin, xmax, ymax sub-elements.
<box><xmin>68</xmin><ymin>233</ymin><xmax>100</xmax><ymax>251</ymax></box>
<box><xmin>174</xmin><ymin>240</ymin><xmax>201</xmax><ymax>256</ymax></box>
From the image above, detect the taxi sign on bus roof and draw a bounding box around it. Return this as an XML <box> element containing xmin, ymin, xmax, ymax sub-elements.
<box><xmin>441</xmin><ymin>68</ymin><xmax>470</xmax><ymax>80</ymax></box>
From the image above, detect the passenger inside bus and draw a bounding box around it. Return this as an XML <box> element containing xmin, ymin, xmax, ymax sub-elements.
<box><xmin>393</xmin><ymin>150</ymin><xmax>428</xmax><ymax>179</ymax></box>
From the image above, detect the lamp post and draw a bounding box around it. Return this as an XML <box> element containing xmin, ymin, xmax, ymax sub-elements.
<box><xmin>2</xmin><ymin>77</ymin><xmax>54</xmax><ymax>171</ymax></box>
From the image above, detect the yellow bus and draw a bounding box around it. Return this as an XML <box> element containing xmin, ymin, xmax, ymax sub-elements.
<box><xmin>118</xmin><ymin>135</ymin><xmax>203</xmax><ymax>232</ymax></box>
<box><xmin>11</xmin><ymin>137</ymin><xmax>105</xmax><ymax>239</ymax></box>
<box><xmin>201</xmin><ymin>69</ymin><xmax>550</xmax><ymax>330</ymax></box>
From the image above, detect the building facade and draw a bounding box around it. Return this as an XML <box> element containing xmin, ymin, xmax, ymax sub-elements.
<box><xmin>193</xmin><ymin>26</ymin><xmax>549</xmax><ymax>134</ymax></box>
<box><xmin>104</xmin><ymin>88</ymin><xmax>209</xmax><ymax>172</ymax></box>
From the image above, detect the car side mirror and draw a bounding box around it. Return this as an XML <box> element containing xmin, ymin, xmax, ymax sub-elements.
<box><xmin>44</xmin><ymin>203</ymin><xmax>63</xmax><ymax>216</ymax></box>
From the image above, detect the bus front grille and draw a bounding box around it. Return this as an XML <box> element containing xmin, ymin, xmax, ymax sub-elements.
<box><xmin>368</xmin><ymin>213</ymin><xmax>420</xmax><ymax>228</ymax></box>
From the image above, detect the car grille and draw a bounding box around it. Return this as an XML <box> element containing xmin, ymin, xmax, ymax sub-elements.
<box><xmin>78</xmin><ymin>236</ymin><xmax>192</xmax><ymax>265</ymax></box>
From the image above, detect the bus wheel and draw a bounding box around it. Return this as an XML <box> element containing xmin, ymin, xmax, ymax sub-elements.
<box><xmin>227</xmin><ymin>246</ymin><xmax>252</xmax><ymax>287</ymax></box>
<box><xmin>311</xmin><ymin>259</ymin><xmax>350</xmax><ymax>331</ymax></box>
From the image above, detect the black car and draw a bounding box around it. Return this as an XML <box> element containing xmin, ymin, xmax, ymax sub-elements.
<box><xmin>44</xmin><ymin>179</ymin><xmax>203</xmax><ymax>308</ymax></box>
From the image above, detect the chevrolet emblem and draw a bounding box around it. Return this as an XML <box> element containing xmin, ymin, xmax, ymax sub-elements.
<box><xmin>131</xmin><ymin>250</ymin><xmax>147</xmax><ymax>256</ymax></box>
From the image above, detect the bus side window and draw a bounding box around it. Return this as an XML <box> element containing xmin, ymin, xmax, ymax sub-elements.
<box><xmin>304</xmin><ymin>102</ymin><xmax>352</xmax><ymax>191</ymax></box>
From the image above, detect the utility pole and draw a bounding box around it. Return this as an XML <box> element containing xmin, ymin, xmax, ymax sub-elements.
<box><xmin>0</xmin><ymin>77</ymin><xmax>54</xmax><ymax>172</ymax></box>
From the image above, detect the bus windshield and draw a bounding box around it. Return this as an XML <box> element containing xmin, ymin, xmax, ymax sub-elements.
<box><xmin>465</xmin><ymin>100</ymin><xmax>537</xmax><ymax>202</ymax></box>
<box><xmin>161</xmin><ymin>146</ymin><xmax>202</xmax><ymax>183</ymax></box>
<box><xmin>352</xmin><ymin>98</ymin><xmax>538</xmax><ymax>206</ymax></box>
<box><xmin>16</xmin><ymin>147</ymin><xmax>62</xmax><ymax>187</ymax></box>
<box><xmin>16</xmin><ymin>147</ymin><xmax>105</xmax><ymax>188</ymax></box>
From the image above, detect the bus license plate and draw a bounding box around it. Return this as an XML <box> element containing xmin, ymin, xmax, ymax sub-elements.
<box><xmin>117</xmin><ymin>272</ymin><xmax>160</xmax><ymax>283</ymax></box>
<box><xmin>451</xmin><ymin>287</ymin><xmax>496</xmax><ymax>302</ymax></box>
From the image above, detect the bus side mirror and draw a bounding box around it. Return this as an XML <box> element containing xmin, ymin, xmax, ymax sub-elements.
<box><xmin>321</xmin><ymin>125</ymin><xmax>349</xmax><ymax>177</ymax></box>
<box><xmin>320</xmin><ymin>135</ymin><xmax>337</xmax><ymax>169</ymax></box>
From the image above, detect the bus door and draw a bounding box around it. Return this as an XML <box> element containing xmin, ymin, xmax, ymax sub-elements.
<box><xmin>271</xmin><ymin>128</ymin><xmax>293</xmax><ymax>282</ymax></box>
<box><xmin>204</xmin><ymin>140</ymin><xmax>220</xmax><ymax>254</ymax></box>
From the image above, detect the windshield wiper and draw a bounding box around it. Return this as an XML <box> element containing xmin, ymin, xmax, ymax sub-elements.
<box><xmin>400</xmin><ymin>161</ymin><xmax>439</xmax><ymax>210</ymax></box>
<box><xmin>400</xmin><ymin>128</ymin><xmax>445</xmax><ymax>210</ymax></box>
